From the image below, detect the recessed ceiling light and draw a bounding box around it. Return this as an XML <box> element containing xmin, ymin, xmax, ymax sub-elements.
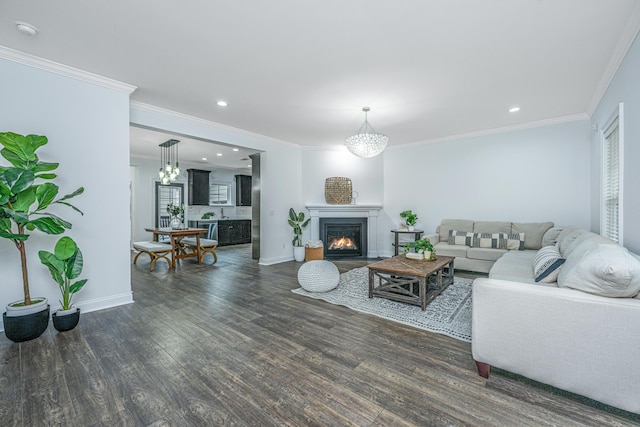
<box><xmin>16</xmin><ymin>21</ymin><xmax>38</xmax><ymax>37</ymax></box>
<box><xmin>216</xmin><ymin>153</ymin><xmax>222</xmax><ymax>157</ymax></box>
<box><xmin>202</xmin><ymin>157</ymin><xmax>208</xmax><ymax>161</ymax></box>
<box><xmin>509</xmin><ymin>107</ymin><xmax>521</xmax><ymax>113</ymax></box>
<box><xmin>247</xmin><ymin>164</ymin><xmax>252</xmax><ymax>168</ymax></box>
<box><xmin>232</xmin><ymin>148</ymin><xmax>239</xmax><ymax>152</ymax></box>
<box><xmin>217</xmin><ymin>101</ymin><xmax>228</xmax><ymax>107</ymax></box>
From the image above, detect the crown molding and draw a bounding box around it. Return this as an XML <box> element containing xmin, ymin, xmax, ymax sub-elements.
<box><xmin>386</xmin><ymin>113</ymin><xmax>589</xmax><ymax>150</ymax></box>
<box><xmin>586</xmin><ymin>4</ymin><xmax>640</xmax><ymax>116</ymax></box>
<box><xmin>0</xmin><ymin>46</ymin><xmax>136</xmax><ymax>94</ymax></box>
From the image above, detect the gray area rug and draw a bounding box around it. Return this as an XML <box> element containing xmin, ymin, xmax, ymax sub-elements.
<box><xmin>292</xmin><ymin>266</ymin><xmax>472</xmax><ymax>343</ymax></box>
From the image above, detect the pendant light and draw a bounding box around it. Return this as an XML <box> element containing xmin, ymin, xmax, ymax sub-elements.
<box><xmin>158</xmin><ymin>139</ymin><xmax>180</xmax><ymax>185</ymax></box>
<box><xmin>344</xmin><ymin>107</ymin><xmax>388</xmax><ymax>158</ymax></box>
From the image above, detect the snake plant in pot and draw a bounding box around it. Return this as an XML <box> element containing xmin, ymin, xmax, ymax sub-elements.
<box><xmin>39</xmin><ymin>236</ymin><xmax>87</xmax><ymax>332</ymax></box>
<box><xmin>288</xmin><ymin>208</ymin><xmax>310</xmax><ymax>262</ymax></box>
<box><xmin>0</xmin><ymin>132</ymin><xmax>84</xmax><ymax>341</ymax></box>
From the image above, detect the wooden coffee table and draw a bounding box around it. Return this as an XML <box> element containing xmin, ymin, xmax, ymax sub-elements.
<box><xmin>367</xmin><ymin>255</ymin><xmax>455</xmax><ymax>311</ymax></box>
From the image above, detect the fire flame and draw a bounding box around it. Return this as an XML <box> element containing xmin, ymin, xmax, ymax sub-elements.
<box><xmin>329</xmin><ymin>237</ymin><xmax>356</xmax><ymax>250</ymax></box>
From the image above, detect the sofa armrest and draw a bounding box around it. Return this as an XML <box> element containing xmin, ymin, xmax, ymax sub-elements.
<box><xmin>424</xmin><ymin>233</ymin><xmax>440</xmax><ymax>244</ymax></box>
<box><xmin>472</xmin><ymin>278</ymin><xmax>640</xmax><ymax>413</ymax></box>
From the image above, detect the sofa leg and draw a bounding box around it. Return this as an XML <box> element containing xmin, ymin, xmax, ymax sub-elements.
<box><xmin>475</xmin><ymin>361</ymin><xmax>491</xmax><ymax>379</ymax></box>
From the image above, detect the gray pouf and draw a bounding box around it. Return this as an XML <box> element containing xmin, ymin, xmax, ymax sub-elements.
<box><xmin>297</xmin><ymin>260</ymin><xmax>340</xmax><ymax>292</ymax></box>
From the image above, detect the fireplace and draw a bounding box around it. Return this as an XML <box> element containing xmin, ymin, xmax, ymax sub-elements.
<box><xmin>319</xmin><ymin>217</ymin><xmax>367</xmax><ymax>259</ymax></box>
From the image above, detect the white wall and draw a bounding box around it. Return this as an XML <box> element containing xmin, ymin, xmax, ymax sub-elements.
<box><xmin>0</xmin><ymin>57</ymin><xmax>134</xmax><ymax>319</ymax></box>
<box><xmin>130</xmin><ymin>156</ymin><xmax>251</xmax><ymax>243</ymax></box>
<box><xmin>591</xmin><ymin>33</ymin><xmax>640</xmax><ymax>253</ymax></box>
<box><xmin>130</xmin><ymin>103</ymin><xmax>303</xmax><ymax>265</ymax></box>
<box><xmin>380</xmin><ymin>120</ymin><xmax>592</xmax><ymax>257</ymax></box>
<box><xmin>301</xmin><ymin>148</ymin><xmax>384</xmax><ymax>205</ymax></box>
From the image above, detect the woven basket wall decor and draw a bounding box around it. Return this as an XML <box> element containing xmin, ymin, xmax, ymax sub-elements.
<box><xmin>325</xmin><ymin>177</ymin><xmax>352</xmax><ymax>205</ymax></box>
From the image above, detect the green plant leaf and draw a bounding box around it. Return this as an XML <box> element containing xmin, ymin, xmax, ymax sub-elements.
<box><xmin>35</xmin><ymin>182</ymin><xmax>59</xmax><ymax>211</ymax></box>
<box><xmin>54</xmin><ymin>236</ymin><xmax>77</xmax><ymax>260</ymax></box>
<box><xmin>69</xmin><ymin>279</ymin><xmax>88</xmax><ymax>294</ymax></box>
<box><xmin>288</xmin><ymin>208</ymin><xmax>296</xmax><ymax>222</ymax></box>
<box><xmin>297</xmin><ymin>212</ymin><xmax>304</xmax><ymax>222</ymax></box>
<box><xmin>33</xmin><ymin>161</ymin><xmax>59</xmax><ymax>173</ymax></box>
<box><xmin>38</xmin><ymin>250</ymin><xmax>65</xmax><ymax>286</ymax></box>
<box><xmin>301</xmin><ymin>219</ymin><xmax>310</xmax><ymax>228</ymax></box>
<box><xmin>30</xmin><ymin>216</ymin><xmax>69</xmax><ymax>234</ymax></box>
<box><xmin>0</xmin><ymin>132</ymin><xmax>38</xmax><ymax>162</ymax></box>
<box><xmin>3</xmin><ymin>168</ymin><xmax>35</xmax><ymax>195</ymax></box>
<box><xmin>66</xmin><ymin>248</ymin><xmax>83</xmax><ymax>280</ymax></box>
<box><xmin>11</xmin><ymin>187</ymin><xmax>37</xmax><ymax>212</ymax></box>
<box><xmin>287</xmin><ymin>219</ymin><xmax>297</xmax><ymax>228</ymax></box>
<box><xmin>57</xmin><ymin>187</ymin><xmax>84</xmax><ymax>202</ymax></box>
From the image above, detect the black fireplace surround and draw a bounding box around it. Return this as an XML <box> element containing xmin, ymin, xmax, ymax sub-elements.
<box><xmin>319</xmin><ymin>217</ymin><xmax>368</xmax><ymax>259</ymax></box>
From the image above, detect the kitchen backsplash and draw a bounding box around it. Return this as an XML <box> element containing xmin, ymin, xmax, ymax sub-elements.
<box><xmin>187</xmin><ymin>205</ymin><xmax>251</xmax><ymax>220</ymax></box>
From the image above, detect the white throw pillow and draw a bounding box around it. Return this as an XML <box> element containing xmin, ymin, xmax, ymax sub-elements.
<box><xmin>533</xmin><ymin>246</ymin><xmax>565</xmax><ymax>283</ymax></box>
<box><xmin>558</xmin><ymin>244</ymin><xmax>640</xmax><ymax>297</ymax></box>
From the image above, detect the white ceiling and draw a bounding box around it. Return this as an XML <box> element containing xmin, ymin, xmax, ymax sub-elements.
<box><xmin>2</xmin><ymin>1</ymin><xmax>640</xmax><ymax>161</ymax></box>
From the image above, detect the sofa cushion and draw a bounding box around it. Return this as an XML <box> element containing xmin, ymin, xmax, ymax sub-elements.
<box><xmin>563</xmin><ymin>231</ymin><xmax>613</xmax><ymax>259</ymax></box>
<box><xmin>488</xmin><ymin>250</ymin><xmax>538</xmax><ymax>284</ymax></box>
<box><xmin>512</xmin><ymin>222</ymin><xmax>554</xmax><ymax>250</ymax></box>
<box><xmin>541</xmin><ymin>227</ymin><xmax>564</xmax><ymax>247</ymax></box>
<box><xmin>473</xmin><ymin>221</ymin><xmax>511</xmax><ymax>234</ymax></box>
<box><xmin>556</xmin><ymin>227</ymin><xmax>586</xmax><ymax>255</ymax></box>
<box><xmin>433</xmin><ymin>242</ymin><xmax>469</xmax><ymax>258</ymax></box>
<box><xmin>533</xmin><ymin>246</ymin><xmax>565</xmax><ymax>283</ymax></box>
<box><xmin>439</xmin><ymin>219</ymin><xmax>474</xmax><ymax>242</ymax></box>
<box><xmin>506</xmin><ymin>233</ymin><xmax>525</xmax><ymax>250</ymax></box>
<box><xmin>558</xmin><ymin>244</ymin><xmax>640</xmax><ymax>297</ymax></box>
<box><xmin>472</xmin><ymin>233</ymin><xmax>507</xmax><ymax>249</ymax></box>
<box><xmin>448</xmin><ymin>230</ymin><xmax>474</xmax><ymax>246</ymax></box>
<box><xmin>467</xmin><ymin>247</ymin><xmax>507</xmax><ymax>262</ymax></box>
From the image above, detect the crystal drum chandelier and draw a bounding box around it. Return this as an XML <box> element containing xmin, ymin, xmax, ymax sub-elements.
<box><xmin>158</xmin><ymin>139</ymin><xmax>181</xmax><ymax>185</ymax></box>
<box><xmin>344</xmin><ymin>107</ymin><xmax>388</xmax><ymax>158</ymax></box>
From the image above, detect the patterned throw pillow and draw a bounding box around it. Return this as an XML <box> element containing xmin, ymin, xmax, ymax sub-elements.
<box><xmin>506</xmin><ymin>233</ymin><xmax>526</xmax><ymax>250</ymax></box>
<box><xmin>472</xmin><ymin>233</ymin><xmax>507</xmax><ymax>249</ymax></box>
<box><xmin>448</xmin><ymin>230</ymin><xmax>474</xmax><ymax>246</ymax></box>
<box><xmin>533</xmin><ymin>245</ymin><xmax>566</xmax><ymax>283</ymax></box>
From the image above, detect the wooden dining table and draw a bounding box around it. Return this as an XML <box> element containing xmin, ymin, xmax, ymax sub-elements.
<box><xmin>145</xmin><ymin>227</ymin><xmax>208</xmax><ymax>268</ymax></box>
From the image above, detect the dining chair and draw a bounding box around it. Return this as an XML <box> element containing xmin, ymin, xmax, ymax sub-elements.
<box><xmin>158</xmin><ymin>215</ymin><xmax>171</xmax><ymax>242</ymax></box>
<box><xmin>182</xmin><ymin>223</ymin><xmax>218</xmax><ymax>264</ymax></box>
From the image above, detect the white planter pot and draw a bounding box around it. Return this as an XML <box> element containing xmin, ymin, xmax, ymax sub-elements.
<box><xmin>293</xmin><ymin>246</ymin><xmax>306</xmax><ymax>262</ymax></box>
<box><xmin>5</xmin><ymin>297</ymin><xmax>49</xmax><ymax>317</ymax></box>
<box><xmin>408</xmin><ymin>225</ymin><xmax>415</xmax><ymax>231</ymax></box>
<box><xmin>56</xmin><ymin>307</ymin><xmax>79</xmax><ymax>316</ymax></box>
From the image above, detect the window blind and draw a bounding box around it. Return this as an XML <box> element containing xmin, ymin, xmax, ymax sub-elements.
<box><xmin>602</xmin><ymin>112</ymin><xmax>622</xmax><ymax>243</ymax></box>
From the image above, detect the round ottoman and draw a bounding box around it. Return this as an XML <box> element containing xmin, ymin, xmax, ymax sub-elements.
<box><xmin>297</xmin><ymin>260</ymin><xmax>340</xmax><ymax>292</ymax></box>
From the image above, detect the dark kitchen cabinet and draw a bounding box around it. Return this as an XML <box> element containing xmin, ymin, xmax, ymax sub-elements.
<box><xmin>188</xmin><ymin>169</ymin><xmax>210</xmax><ymax>206</ymax></box>
<box><xmin>235</xmin><ymin>174</ymin><xmax>252</xmax><ymax>206</ymax></box>
<box><xmin>217</xmin><ymin>220</ymin><xmax>251</xmax><ymax>246</ymax></box>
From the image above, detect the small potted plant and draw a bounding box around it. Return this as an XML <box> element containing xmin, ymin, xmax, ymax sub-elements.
<box><xmin>404</xmin><ymin>237</ymin><xmax>436</xmax><ymax>260</ymax></box>
<box><xmin>166</xmin><ymin>203</ymin><xmax>185</xmax><ymax>229</ymax></box>
<box><xmin>400</xmin><ymin>210</ymin><xmax>418</xmax><ymax>231</ymax></box>
<box><xmin>38</xmin><ymin>236</ymin><xmax>88</xmax><ymax>332</ymax></box>
<box><xmin>0</xmin><ymin>132</ymin><xmax>84</xmax><ymax>342</ymax></box>
<box><xmin>288</xmin><ymin>208</ymin><xmax>310</xmax><ymax>262</ymax></box>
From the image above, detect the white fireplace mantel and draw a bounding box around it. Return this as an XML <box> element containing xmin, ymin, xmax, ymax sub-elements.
<box><xmin>305</xmin><ymin>204</ymin><xmax>383</xmax><ymax>258</ymax></box>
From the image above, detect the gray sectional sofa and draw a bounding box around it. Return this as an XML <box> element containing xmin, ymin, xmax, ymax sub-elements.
<box><xmin>424</xmin><ymin>219</ymin><xmax>555</xmax><ymax>273</ymax></box>
<box><xmin>426</xmin><ymin>219</ymin><xmax>640</xmax><ymax>414</ymax></box>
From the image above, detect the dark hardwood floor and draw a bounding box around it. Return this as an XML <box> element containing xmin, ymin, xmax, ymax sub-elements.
<box><xmin>1</xmin><ymin>244</ymin><xmax>639</xmax><ymax>426</ymax></box>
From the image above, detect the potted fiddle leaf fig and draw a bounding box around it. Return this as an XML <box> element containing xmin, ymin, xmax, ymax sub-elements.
<box><xmin>39</xmin><ymin>236</ymin><xmax>87</xmax><ymax>332</ymax></box>
<box><xmin>0</xmin><ymin>132</ymin><xmax>84</xmax><ymax>342</ymax></box>
<box><xmin>288</xmin><ymin>208</ymin><xmax>310</xmax><ymax>262</ymax></box>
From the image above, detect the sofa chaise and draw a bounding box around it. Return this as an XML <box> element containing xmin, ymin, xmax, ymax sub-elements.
<box><xmin>425</xmin><ymin>219</ymin><xmax>640</xmax><ymax>414</ymax></box>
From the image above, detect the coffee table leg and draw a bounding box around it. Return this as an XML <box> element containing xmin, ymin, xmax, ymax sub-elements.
<box><xmin>368</xmin><ymin>269</ymin><xmax>374</xmax><ymax>298</ymax></box>
<box><xmin>419</xmin><ymin>277</ymin><xmax>427</xmax><ymax>311</ymax></box>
